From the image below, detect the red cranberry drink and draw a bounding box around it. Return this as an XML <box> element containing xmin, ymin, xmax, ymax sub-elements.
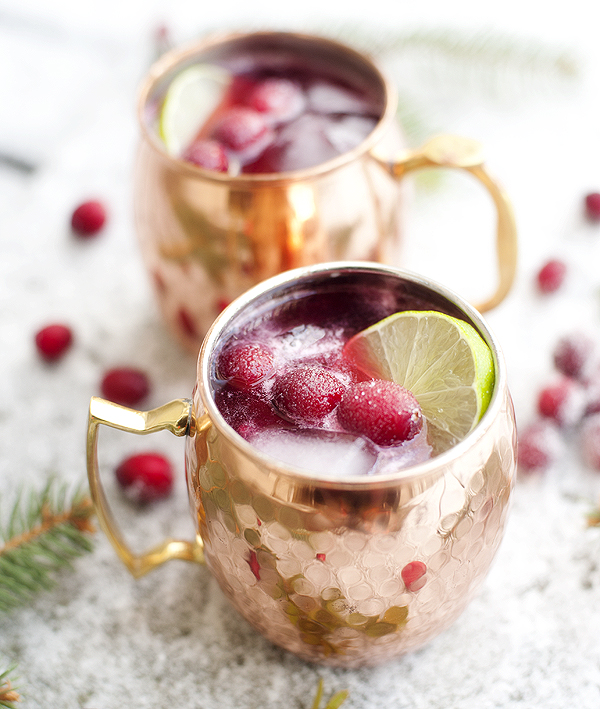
<box><xmin>211</xmin><ymin>266</ymin><xmax>495</xmax><ymax>477</ymax></box>
<box><xmin>156</xmin><ymin>41</ymin><xmax>384</xmax><ymax>174</ymax></box>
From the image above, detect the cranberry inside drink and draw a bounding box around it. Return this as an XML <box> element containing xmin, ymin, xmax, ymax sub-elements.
<box><xmin>211</xmin><ymin>271</ymin><xmax>465</xmax><ymax>477</ymax></box>
<box><xmin>157</xmin><ymin>39</ymin><xmax>384</xmax><ymax>174</ymax></box>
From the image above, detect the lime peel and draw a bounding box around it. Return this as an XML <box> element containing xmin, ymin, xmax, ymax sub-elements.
<box><xmin>342</xmin><ymin>311</ymin><xmax>495</xmax><ymax>454</ymax></box>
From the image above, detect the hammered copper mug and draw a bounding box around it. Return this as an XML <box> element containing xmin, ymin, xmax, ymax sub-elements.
<box><xmin>87</xmin><ymin>262</ymin><xmax>517</xmax><ymax>667</ymax></box>
<box><xmin>134</xmin><ymin>31</ymin><xmax>517</xmax><ymax>352</ymax></box>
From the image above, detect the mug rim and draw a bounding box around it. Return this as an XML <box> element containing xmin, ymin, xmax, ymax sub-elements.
<box><xmin>197</xmin><ymin>260</ymin><xmax>509</xmax><ymax>490</ymax></box>
<box><xmin>137</xmin><ymin>29</ymin><xmax>399</xmax><ymax>185</ymax></box>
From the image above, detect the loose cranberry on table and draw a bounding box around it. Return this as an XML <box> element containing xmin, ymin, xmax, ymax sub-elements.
<box><xmin>580</xmin><ymin>413</ymin><xmax>600</xmax><ymax>470</ymax></box>
<box><xmin>338</xmin><ymin>379</ymin><xmax>423</xmax><ymax>446</ymax></box>
<box><xmin>216</xmin><ymin>342</ymin><xmax>274</xmax><ymax>390</ymax></box>
<box><xmin>536</xmin><ymin>258</ymin><xmax>567</xmax><ymax>294</ymax></box>
<box><xmin>115</xmin><ymin>452</ymin><xmax>174</xmax><ymax>504</ymax></box>
<box><xmin>182</xmin><ymin>139</ymin><xmax>229</xmax><ymax>172</ymax></box>
<box><xmin>71</xmin><ymin>200</ymin><xmax>107</xmax><ymax>237</ymax></box>
<box><xmin>272</xmin><ymin>365</ymin><xmax>346</xmax><ymax>425</ymax></box>
<box><xmin>553</xmin><ymin>333</ymin><xmax>595</xmax><ymax>380</ymax></box>
<box><xmin>35</xmin><ymin>323</ymin><xmax>73</xmax><ymax>362</ymax></box>
<box><xmin>101</xmin><ymin>367</ymin><xmax>150</xmax><ymax>407</ymax></box>
<box><xmin>537</xmin><ymin>376</ymin><xmax>585</xmax><ymax>427</ymax></box>
<box><xmin>517</xmin><ymin>419</ymin><xmax>561</xmax><ymax>473</ymax></box>
<box><xmin>584</xmin><ymin>192</ymin><xmax>600</xmax><ymax>221</ymax></box>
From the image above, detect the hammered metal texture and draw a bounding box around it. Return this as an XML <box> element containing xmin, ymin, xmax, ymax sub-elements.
<box><xmin>186</xmin><ymin>387</ymin><xmax>516</xmax><ymax>668</ymax></box>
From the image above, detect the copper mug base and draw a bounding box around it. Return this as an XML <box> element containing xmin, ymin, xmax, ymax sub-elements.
<box><xmin>87</xmin><ymin>262</ymin><xmax>517</xmax><ymax>667</ymax></box>
<box><xmin>134</xmin><ymin>31</ymin><xmax>517</xmax><ymax>353</ymax></box>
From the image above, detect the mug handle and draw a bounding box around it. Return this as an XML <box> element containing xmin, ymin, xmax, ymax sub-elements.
<box><xmin>374</xmin><ymin>134</ymin><xmax>518</xmax><ymax>312</ymax></box>
<box><xmin>86</xmin><ymin>396</ymin><xmax>206</xmax><ymax>578</ymax></box>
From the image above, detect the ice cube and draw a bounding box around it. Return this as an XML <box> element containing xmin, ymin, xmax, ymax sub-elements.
<box><xmin>306</xmin><ymin>81</ymin><xmax>374</xmax><ymax>116</ymax></box>
<box><xmin>324</xmin><ymin>115</ymin><xmax>378</xmax><ymax>154</ymax></box>
<box><xmin>249</xmin><ymin>428</ymin><xmax>377</xmax><ymax>477</ymax></box>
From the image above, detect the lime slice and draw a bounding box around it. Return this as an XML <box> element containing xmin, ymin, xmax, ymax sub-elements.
<box><xmin>343</xmin><ymin>311</ymin><xmax>495</xmax><ymax>454</ymax></box>
<box><xmin>159</xmin><ymin>63</ymin><xmax>230</xmax><ymax>156</ymax></box>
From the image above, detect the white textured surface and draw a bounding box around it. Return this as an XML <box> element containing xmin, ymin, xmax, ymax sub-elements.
<box><xmin>1</xmin><ymin>1</ymin><xmax>600</xmax><ymax>707</ymax></box>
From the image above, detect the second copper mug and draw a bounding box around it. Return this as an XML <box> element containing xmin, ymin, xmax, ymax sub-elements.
<box><xmin>135</xmin><ymin>31</ymin><xmax>517</xmax><ymax>352</ymax></box>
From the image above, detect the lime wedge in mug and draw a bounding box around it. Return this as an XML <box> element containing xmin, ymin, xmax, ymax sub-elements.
<box><xmin>159</xmin><ymin>63</ymin><xmax>230</xmax><ymax>156</ymax></box>
<box><xmin>343</xmin><ymin>310</ymin><xmax>495</xmax><ymax>454</ymax></box>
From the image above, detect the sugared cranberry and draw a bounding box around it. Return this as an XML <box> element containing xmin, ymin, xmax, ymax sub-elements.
<box><xmin>581</xmin><ymin>413</ymin><xmax>600</xmax><ymax>470</ymax></box>
<box><xmin>182</xmin><ymin>139</ymin><xmax>229</xmax><ymax>172</ymax></box>
<box><xmin>272</xmin><ymin>365</ymin><xmax>346</xmax><ymax>425</ymax></box>
<box><xmin>216</xmin><ymin>342</ymin><xmax>274</xmax><ymax>390</ymax></box>
<box><xmin>115</xmin><ymin>452</ymin><xmax>174</xmax><ymax>504</ymax></box>
<box><xmin>101</xmin><ymin>367</ymin><xmax>150</xmax><ymax>407</ymax></box>
<box><xmin>35</xmin><ymin>323</ymin><xmax>73</xmax><ymax>362</ymax></box>
<box><xmin>71</xmin><ymin>200</ymin><xmax>106</xmax><ymax>237</ymax></box>
<box><xmin>537</xmin><ymin>376</ymin><xmax>585</xmax><ymax>427</ymax></box>
<box><xmin>338</xmin><ymin>380</ymin><xmax>423</xmax><ymax>446</ymax></box>
<box><xmin>553</xmin><ymin>333</ymin><xmax>595</xmax><ymax>380</ymax></box>
<box><xmin>584</xmin><ymin>192</ymin><xmax>600</xmax><ymax>221</ymax></box>
<box><xmin>401</xmin><ymin>561</ymin><xmax>427</xmax><ymax>592</ymax></box>
<box><xmin>212</xmin><ymin>107</ymin><xmax>271</xmax><ymax>152</ymax></box>
<box><xmin>247</xmin><ymin>78</ymin><xmax>305</xmax><ymax>123</ymax></box>
<box><xmin>536</xmin><ymin>259</ymin><xmax>567</xmax><ymax>294</ymax></box>
<box><xmin>215</xmin><ymin>384</ymin><xmax>284</xmax><ymax>438</ymax></box>
<box><xmin>517</xmin><ymin>419</ymin><xmax>561</xmax><ymax>473</ymax></box>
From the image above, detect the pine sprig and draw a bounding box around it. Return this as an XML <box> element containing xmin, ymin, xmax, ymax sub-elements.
<box><xmin>0</xmin><ymin>480</ymin><xmax>96</xmax><ymax>613</ymax></box>
<box><xmin>310</xmin><ymin>679</ymin><xmax>349</xmax><ymax>709</ymax></box>
<box><xmin>0</xmin><ymin>664</ymin><xmax>20</xmax><ymax>707</ymax></box>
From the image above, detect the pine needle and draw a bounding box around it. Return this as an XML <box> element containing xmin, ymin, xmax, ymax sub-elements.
<box><xmin>0</xmin><ymin>664</ymin><xmax>20</xmax><ymax>707</ymax></box>
<box><xmin>0</xmin><ymin>480</ymin><xmax>96</xmax><ymax>613</ymax></box>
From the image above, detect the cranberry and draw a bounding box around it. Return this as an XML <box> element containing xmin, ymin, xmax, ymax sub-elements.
<box><xmin>216</xmin><ymin>342</ymin><xmax>274</xmax><ymax>390</ymax></box>
<box><xmin>182</xmin><ymin>139</ymin><xmax>229</xmax><ymax>172</ymax></box>
<box><xmin>247</xmin><ymin>78</ymin><xmax>305</xmax><ymax>123</ymax></box>
<box><xmin>584</xmin><ymin>192</ymin><xmax>600</xmax><ymax>221</ymax></box>
<box><xmin>537</xmin><ymin>376</ymin><xmax>585</xmax><ymax>427</ymax></box>
<box><xmin>517</xmin><ymin>419</ymin><xmax>561</xmax><ymax>473</ymax></box>
<box><xmin>536</xmin><ymin>259</ymin><xmax>567</xmax><ymax>294</ymax></box>
<box><xmin>401</xmin><ymin>561</ymin><xmax>427</xmax><ymax>592</ymax></box>
<box><xmin>101</xmin><ymin>367</ymin><xmax>150</xmax><ymax>407</ymax></box>
<box><xmin>35</xmin><ymin>323</ymin><xmax>73</xmax><ymax>362</ymax></box>
<box><xmin>337</xmin><ymin>380</ymin><xmax>423</xmax><ymax>446</ymax></box>
<box><xmin>215</xmin><ymin>384</ymin><xmax>284</xmax><ymax>438</ymax></box>
<box><xmin>272</xmin><ymin>365</ymin><xmax>346</xmax><ymax>425</ymax></box>
<box><xmin>115</xmin><ymin>452</ymin><xmax>174</xmax><ymax>503</ymax></box>
<box><xmin>212</xmin><ymin>107</ymin><xmax>271</xmax><ymax>152</ymax></box>
<box><xmin>553</xmin><ymin>333</ymin><xmax>595</xmax><ymax>380</ymax></box>
<box><xmin>581</xmin><ymin>413</ymin><xmax>600</xmax><ymax>470</ymax></box>
<box><xmin>71</xmin><ymin>200</ymin><xmax>106</xmax><ymax>237</ymax></box>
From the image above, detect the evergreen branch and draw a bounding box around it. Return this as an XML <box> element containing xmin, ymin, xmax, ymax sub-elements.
<box><xmin>0</xmin><ymin>481</ymin><xmax>96</xmax><ymax>613</ymax></box>
<box><xmin>310</xmin><ymin>679</ymin><xmax>349</xmax><ymax>709</ymax></box>
<box><xmin>0</xmin><ymin>664</ymin><xmax>20</xmax><ymax>707</ymax></box>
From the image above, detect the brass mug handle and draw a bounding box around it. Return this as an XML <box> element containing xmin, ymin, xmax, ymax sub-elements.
<box><xmin>375</xmin><ymin>134</ymin><xmax>518</xmax><ymax>312</ymax></box>
<box><xmin>86</xmin><ymin>396</ymin><xmax>206</xmax><ymax>578</ymax></box>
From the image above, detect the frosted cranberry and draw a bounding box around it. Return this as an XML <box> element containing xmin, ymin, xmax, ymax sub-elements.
<box><xmin>537</xmin><ymin>376</ymin><xmax>585</xmax><ymax>427</ymax></box>
<box><xmin>216</xmin><ymin>342</ymin><xmax>274</xmax><ymax>390</ymax></box>
<box><xmin>553</xmin><ymin>333</ymin><xmax>595</xmax><ymax>380</ymax></box>
<box><xmin>517</xmin><ymin>419</ymin><xmax>561</xmax><ymax>473</ymax></box>
<box><xmin>71</xmin><ymin>200</ymin><xmax>106</xmax><ymax>237</ymax></box>
<box><xmin>247</xmin><ymin>78</ymin><xmax>305</xmax><ymax>123</ymax></box>
<box><xmin>584</xmin><ymin>192</ymin><xmax>600</xmax><ymax>221</ymax></box>
<box><xmin>101</xmin><ymin>367</ymin><xmax>150</xmax><ymax>407</ymax></box>
<box><xmin>115</xmin><ymin>452</ymin><xmax>174</xmax><ymax>503</ymax></box>
<box><xmin>338</xmin><ymin>380</ymin><xmax>423</xmax><ymax>446</ymax></box>
<box><xmin>272</xmin><ymin>365</ymin><xmax>346</xmax><ymax>425</ymax></box>
<box><xmin>215</xmin><ymin>384</ymin><xmax>283</xmax><ymax>438</ymax></box>
<box><xmin>212</xmin><ymin>107</ymin><xmax>271</xmax><ymax>152</ymax></box>
<box><xmin>536</xmin><ymin>259</ymin><xmax>566</xmax><ymax>294</ymax></box>
<box><xmin>581</xmin><ymin>413</ymin><xmax>600</xmax><ymax>470</ymax></box>
<box><xmin>182</xmin><ymin>139</ymin><xmax>229</xmax><ymax>172</ymax></box>
<box><xmin>401</xmin><ymin>561</ymin><xmax>427</xmax><ymax>592</ymax></box>
<box><xmin>35</xmin><ymin>323</ymin><xmax>73</xmax><ymax>362</ymax></box>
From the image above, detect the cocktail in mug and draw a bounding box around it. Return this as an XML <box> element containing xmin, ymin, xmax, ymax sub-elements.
<box><xmin>87</xmin><ymin>262</ymin><xmax>517</xmax><ymax>667</ymax></box>
<box><xmin>135</xmin><ymin>31</ymin><xmax>517</xmax><ymax>352</ymax></box>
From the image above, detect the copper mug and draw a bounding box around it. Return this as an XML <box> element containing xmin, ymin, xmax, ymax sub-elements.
<box><xmin>134</xmin><ymin>31</ymin><xmax>517</xmax><ymax>352</ymax></box>
<box><xmin>87</xmin><ymin>261</ymin><xmax>517</xmax><ymax>668</ymax></box>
